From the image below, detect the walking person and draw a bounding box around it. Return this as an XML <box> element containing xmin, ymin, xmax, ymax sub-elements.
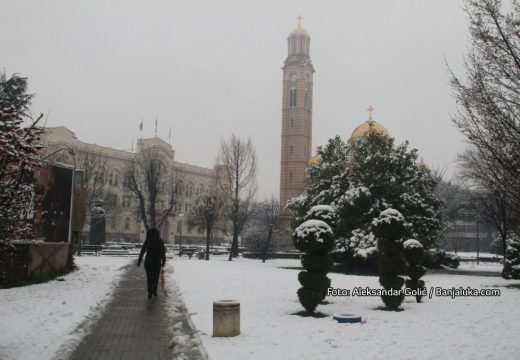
<box><xmin>137</xmin><ymin>228</ymin><xmax>166</xmax><ymax>299</ymax></box>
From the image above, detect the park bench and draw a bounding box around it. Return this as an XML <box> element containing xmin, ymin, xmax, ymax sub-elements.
<box><xmin>178</xmin><ymin>248</ymin><xmax>196</xmax><ymax>259</ymax></box>
<box><xmin>80</xmin><ymin>244</ymin><xmax>103</xmax><ymax>255</ymax></box>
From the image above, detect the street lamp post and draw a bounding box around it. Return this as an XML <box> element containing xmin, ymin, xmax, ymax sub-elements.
<box><xmin>178</xmin><ymin>214</ymin><xmax>184</xmax><ymax>250</ymax></box>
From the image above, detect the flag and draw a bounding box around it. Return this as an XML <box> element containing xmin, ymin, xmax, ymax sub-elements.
<box><xmin>168</xmin><ymin>126</ymin><xmax>172</xmax><ymax>143</ymax></box>
<box><xmin>155</xmin><ymin>117</ymin><xmax>158</xmax><ymax>137</ymax></box>
<box><xmin>139</xmin><ymin>119</ymin><xmax>143</xmax><ymax>131</ymax></box>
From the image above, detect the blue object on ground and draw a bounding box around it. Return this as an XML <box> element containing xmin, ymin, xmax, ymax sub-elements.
<box><xmin>333</xmin><ymin>313</ymin><xmax>362</xmax><ymax>324</ymax></box>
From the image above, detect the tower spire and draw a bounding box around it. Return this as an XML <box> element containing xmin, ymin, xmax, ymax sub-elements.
<box><xmin>297</xmin><ymin>14</ymin><xmax>303</xmax><ymax>27</ymax></box>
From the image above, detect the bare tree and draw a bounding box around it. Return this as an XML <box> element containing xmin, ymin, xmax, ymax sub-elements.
<box><xmin>125</xmin><ymin>147</ymin><xmax>181</xmax><ymax>231</ymax></box>
<box><xmin>242</xmin><ymin>197</ymin><xmax>281</xmax><ymax>262</ymax></box>
<box><xmin>45</xmin><ymin>147</ymin><xmax>110</xmax><ymax>211</ymax></box>
<box><xmin>217</xmin><ymin>134</ymin><xmax>257</xmax><ymax>261</ymax></box>
<box><xmin>449</xmin><ymin>0</ymin><xmax>520</xmax><ymax>210</ymax></box>
<box><xmin>458</xmin><ymin>147</ymin><xmax>519</xmax><ymax>262</ymax></box>
<box><xmin>187</xmin><ymin>189</ymin><xmax>224</xmax><ymax>260</ymax></box>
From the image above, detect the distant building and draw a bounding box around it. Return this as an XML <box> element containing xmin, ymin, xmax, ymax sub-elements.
<box><xmin>42</xmin><ymin>126</ymin><xmax>226</xmax><ymax>246</ymax></box>
<box><xmin>443</xmin><ymin>220</ymin><xmax>495</xmax><ymax>254</ymax></box>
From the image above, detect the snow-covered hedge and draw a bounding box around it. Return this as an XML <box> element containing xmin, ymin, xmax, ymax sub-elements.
<box><xmin>503</xmin><ymin>234</ymin><xmax>520</xmax><ymax>280</ymax></box>
<box><xmin>371</xmin><ymin>208</ymin><xmax>407</xmax><ymax>242</ymax></box>
<box><xmin>306</xmin><ymin>205</ymin><xmax>336</xmax><ymax>225</ymax></box>
<box><xmin>402</xmin><ymin>239</ymin><xmax>426</xmax><ymax>302</ymax></box>
<box><xmin>293</xmin><ymin>220</ymin><xmax>334</xmax><ymax>254</ymax></box>
<box><xmin>372</xmin><ymin>209</ymin><xmax>406</xmax><ymax>309</ymax></box>
<box><xmin>294</xmin><ymin>219</ymin><xmax>334</xmax><ymax>313</ymax></box>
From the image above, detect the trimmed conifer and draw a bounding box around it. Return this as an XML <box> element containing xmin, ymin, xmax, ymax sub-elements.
<box><xmin>402</xmin><ymin>239</ymin><xmax>426</xmax><ymax>303</ymax></box>
<box><xmin>371</xmin><ymin>209</ymin><xmax>406</xmax><ymax>309</ymax></box>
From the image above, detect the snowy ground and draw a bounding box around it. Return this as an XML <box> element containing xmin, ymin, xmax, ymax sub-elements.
<box><xmin>0</xmin><ymin>256</ymin><xmax>131</xmax><ymax>360</ymax></box>
<box><xmin>170</xmin><ymin>256</ymin><xmax>520</xmax><ymax>360</ymax></box>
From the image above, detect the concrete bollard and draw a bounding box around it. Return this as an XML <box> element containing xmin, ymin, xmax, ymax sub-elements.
<box><xmin>213</xmin><ymin>300</ymin><xmax>240</xmax><ymax>337</ymax></box>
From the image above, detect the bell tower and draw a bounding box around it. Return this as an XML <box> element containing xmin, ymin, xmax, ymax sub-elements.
<box><xmin>280</xmin><ymin>16</ymin><xmax>314</xmax><ymax>206</ymax></box>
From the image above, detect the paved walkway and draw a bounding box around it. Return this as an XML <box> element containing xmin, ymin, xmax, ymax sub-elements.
<box><xmin>65</xmin><ymin>263</ymin><xmax>207</xmax><ymax>360</ymax></box>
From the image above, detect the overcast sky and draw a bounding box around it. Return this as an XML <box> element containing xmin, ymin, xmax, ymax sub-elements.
<box><xmin>1</xmin><ymin>0</ymin><xmax>471</xmax><ymax>199</ymax></box>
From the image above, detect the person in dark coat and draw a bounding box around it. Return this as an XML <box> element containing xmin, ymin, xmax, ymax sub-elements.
<box><xmin>137</xmin><ymin>228</ymin><xmax>166</xmax><ymax>298</ymax></box>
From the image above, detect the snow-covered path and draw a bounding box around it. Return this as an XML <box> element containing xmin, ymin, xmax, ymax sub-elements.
<box><xmin>171</xmin><ymin>257</ymin><xmax>520</xmax><ymax>360</ymax></box>
<box><xmin>0</xmin><ymin>256</ymin><xmax>131</xmax><ymax>360</ymax></box>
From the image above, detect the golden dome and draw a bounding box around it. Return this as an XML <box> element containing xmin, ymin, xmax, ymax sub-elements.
<box><xmin>290</xmin><ymin>25</ymin><xmax>309</xmax><ymax>37</ymax></box>
<box><xmin>416</xmin><ymin>158</ymin><xmax>430</xmax><ymax>170</ymax></box>
<box><xmin>350</xmin><ymin>120</ymin><xmax>390</xmax><ymax>140</ymax></box>
<box><xmin>308</xmin><ymin>154</ymin><xmax>321</xmax><ymax>166</ymax></box>
<box><xmin>290</xmin><ymin>15</ymin><xmax>309</xmax><ymax>37</ymax></box>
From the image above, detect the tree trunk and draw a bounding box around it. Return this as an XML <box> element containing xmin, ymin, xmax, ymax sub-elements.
<box><xmin>228</xmin><ymin>233</ymin><xmax>239</xmax><ymax>261</ymax></box>
<box><xmin>206</xmin><ymin>228</ymin><xmax>211</xmax><ymax>261</ymax></box>
<box><xmin>261</xmin><ymin>228</ymin><xmax>273</xmax><ymax>263</ymax></box>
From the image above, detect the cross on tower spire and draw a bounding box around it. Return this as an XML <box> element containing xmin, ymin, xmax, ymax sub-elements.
<box><xmin>367</xmin><ymin>105</ymin><xmax>375</xmax><ymax>121</ymax></box>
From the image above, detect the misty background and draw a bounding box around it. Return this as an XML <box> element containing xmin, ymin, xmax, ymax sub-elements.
<box><xmin>1</xmin><ymin>0</ymin><xmax>469</xmax><ymax>199</ymax></box>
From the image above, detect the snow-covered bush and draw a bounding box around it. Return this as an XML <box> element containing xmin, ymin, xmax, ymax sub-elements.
<box><xmin>293</xmin><ymin>220</ymin><xmax>334</xmax><ymax>254</ymax></box>
<box><xmin>372</xmin><ymin>209</ymin><xmax>406</xmax><ymax>309</ymax></box>
<box><xmin>293</xmin><ymin>220</ymin><xmax>334</xmax><ymax>313</ymax></box>
<box><xmin>502</xmin><ymin>234</ymin><xmax>520</xmax><ymax>280</ymax></box>
<box><xmin>287</xmin><ymin>131</ymin><xmax>443</xmax><ymax>273</ymax></box>
<box><xmin>402</xmin><ymin>239</ymin><xmax>426</xmax><ymax>303</ymax></box>
<box><xmin>305</xmin><ymin>205</ymin><xmax>336</xmax><ymax>227</ymax></box>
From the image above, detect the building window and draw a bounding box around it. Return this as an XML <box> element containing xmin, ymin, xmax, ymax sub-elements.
<box><xmin>124</xmin><ymin>217</ymin><xmax>130</xmax><ymax>231</ymax></box>
<box><xmin>186</xmin><ymin>183</ymin><xmax>194</xmax><ymax>197</ymax></box>
<box><xmin>109</xmin><ymin>174</ymin><xmax>113</xmax><ymax>185</ymax></box>
<box><xmin>289</xmin><ymin>172</ymin><xmax>293</xmax><ymax>182</ymax></box>
<box><xmin>304</xmin><ymin>89</ymin><xmax>309</xmax><ymax>110</ymax></box>
<box><xmin>290</xmin><ymin>88</ymin><xmax>297</xmax><ymax>108</ymax></box>
<box><xmin>196</xmin><ymin>184</ymin><xmax>204</xmax><ymax>196</ymax></box>
<box><xmin>114</xmin><ymin>174</ymin><xmax>118</xmax><ymax>186</ymax></box>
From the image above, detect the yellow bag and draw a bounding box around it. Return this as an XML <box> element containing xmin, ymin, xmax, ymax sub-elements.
<box><xmin>160</xmin><ymin>268</ymin><xmax>166</xmax><ymax>296</ymax></box>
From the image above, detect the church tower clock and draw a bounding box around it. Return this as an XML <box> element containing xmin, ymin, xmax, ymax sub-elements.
<box><xmin>280</xmin><ymin>16</ymin><xmax>314</xmax><ymax>206</ymax></box>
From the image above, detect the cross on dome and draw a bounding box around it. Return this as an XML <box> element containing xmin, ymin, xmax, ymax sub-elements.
<box><xmin>297</xmin><ymin>15</ymin><xmax>303</xmax><ymax>27</ymax></box>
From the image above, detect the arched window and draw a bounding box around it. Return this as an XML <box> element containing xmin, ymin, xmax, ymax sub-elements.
<box><xmin>186</xmin><ymin>183</ymin><xmax>194</xmax><ymax>197</ymax></box>
<box><xmin>114</xmin><ymin>174</ymin><xmax>118</xmax><ymax>186</ymax></box>
<box><xmin>124</xmin><ymin>217</ymin><xmax>130</xmax><ymax>230</ymax></box>
<box><xmin>109</xmin><ymin>174</ymin><xmax>113</xmax><ymax>185</ymax></box>
<box><xmin>290</xmin><ymin>88</ymin><xmax>297</xmax><ymax>108</ymax></box>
